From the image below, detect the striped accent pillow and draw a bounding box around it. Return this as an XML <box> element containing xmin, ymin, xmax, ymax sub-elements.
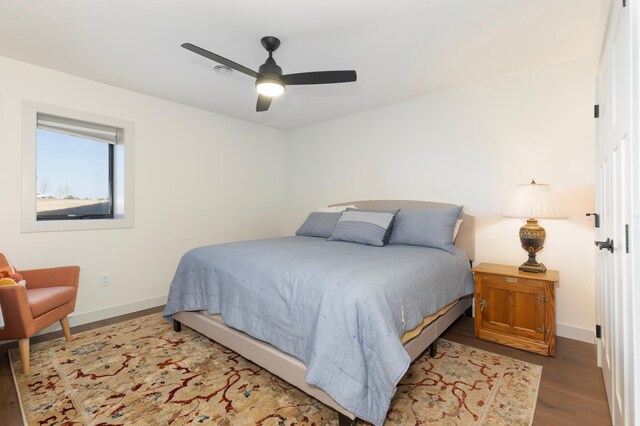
<box><xmin>328</xmin><ymin>209</ymin><xmax>399</xmax><ymax>247</ymax></box>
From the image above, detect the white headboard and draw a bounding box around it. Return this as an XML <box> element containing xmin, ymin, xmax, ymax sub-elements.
<box><xmin>330</xmin><ymin>200</ymin><xmax>475</xmax><ymax>262</ymax></box>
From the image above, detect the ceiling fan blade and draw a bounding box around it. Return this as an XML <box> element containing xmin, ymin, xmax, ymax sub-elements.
<box><xmin>181</xmin><ymin>43</ymin><xmax>258</xmax><ymax>78</ymax></box>
<box><xmin>283</xmin><ymin>70</ymin><xmax>357</xmax><ymax>85</ymax></box>
<box><xmin>256</xmin><ymin>94</ymin><xmax>272</xmax><ymax>112</ymax></box>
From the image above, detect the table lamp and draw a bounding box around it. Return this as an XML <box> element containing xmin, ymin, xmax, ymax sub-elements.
<box><xmin>503</xmin><ymin>180</ymin><xmax>567</xmax><ymax>273</ymax></box>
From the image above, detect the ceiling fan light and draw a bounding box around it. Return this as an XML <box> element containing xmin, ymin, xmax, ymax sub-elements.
<box><xmin>256</xmin><ymin>80</ymin><xmax>284</xmax><ymax>97</ymax></box>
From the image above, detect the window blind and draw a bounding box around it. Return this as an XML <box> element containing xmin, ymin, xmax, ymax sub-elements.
<box><xmin>37</xmin><ymin>113</ymin><xmax>118</xmax><ymax>144</ymax></box>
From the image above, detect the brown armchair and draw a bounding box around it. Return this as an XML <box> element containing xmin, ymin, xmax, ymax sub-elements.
<box><xmin>0</xmin><ymin>254</ymin><xmax>80</xmax><ymax>374</ymax></box>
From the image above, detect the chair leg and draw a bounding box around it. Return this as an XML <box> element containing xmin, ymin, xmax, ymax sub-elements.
<box><xmin>18</xmin><ymin>338</ymin><xmax>30</xmax><ymax>374</ymax></box>
<box><xmin>60</xmin><ymin>317</ymin><xmax>72</xmax><ymax>342</ymax></box>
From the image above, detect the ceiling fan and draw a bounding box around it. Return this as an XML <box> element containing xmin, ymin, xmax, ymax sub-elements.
<box><xmin>181</xmin><ymin>36</ymin><xmax>357</xmax><ymax>112</ymax></box>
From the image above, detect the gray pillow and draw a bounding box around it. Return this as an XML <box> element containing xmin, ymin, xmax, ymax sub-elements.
<box><xmin>328</xmin><ymin>209</ymin><xmax>399</xmax><ymax>247</ymax></box>
<box><xmin>296</xmin><ymin>212</ymin><xmax>341</xmax><ymax>238</ymax></box>
<box><xmin>389</xmin><ymin>206</ymin><xmax>463</xmax><ymax>253</ymax></box>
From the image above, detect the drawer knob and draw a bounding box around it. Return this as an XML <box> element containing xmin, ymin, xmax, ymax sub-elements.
<box><xmin>505</xmin><ymin>277</ymin><xmax>518</xmax><ymax>283</ymax></box>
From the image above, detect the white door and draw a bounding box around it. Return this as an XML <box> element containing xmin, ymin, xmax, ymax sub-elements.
<box><xmin>595</xmin><ymin>2</ymin><xmax>637</xmax><ymax>425</ymax></box>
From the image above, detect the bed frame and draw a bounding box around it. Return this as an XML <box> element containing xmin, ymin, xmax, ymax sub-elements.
<box><xmin>172</xmin><ymin>200</ymin><xmax>475</xmax><ymax>425</ymax></box>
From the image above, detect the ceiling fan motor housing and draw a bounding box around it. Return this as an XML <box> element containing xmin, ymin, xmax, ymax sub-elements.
<box><xmin>257</xmin><ymin>56</ymin><xmax>284</xmax><ymax>87</ymax></box>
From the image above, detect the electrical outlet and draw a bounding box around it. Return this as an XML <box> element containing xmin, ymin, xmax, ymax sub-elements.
<box><xmin>99</xmin><ymin>273</ymin><xmax>111</xmax><ymax>287</ymax></box>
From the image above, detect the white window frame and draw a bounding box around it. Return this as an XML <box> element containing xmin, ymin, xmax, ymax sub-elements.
<box><xmin>21</xmin><ymin>100</ymin><xmax>135</xmax><ymax>232</ymax></box>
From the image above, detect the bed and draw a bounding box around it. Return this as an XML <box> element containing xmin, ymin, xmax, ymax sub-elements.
<box><xmin>165</xmin><ymin>200</ymin><xmax>475</xmax><ymax>425</ymax></box>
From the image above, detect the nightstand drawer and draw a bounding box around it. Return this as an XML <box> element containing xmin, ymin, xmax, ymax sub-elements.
<box><xmin>479</xmin><ymin>272</ymin><xmax>544</xmax><ymax>289</ymax></box>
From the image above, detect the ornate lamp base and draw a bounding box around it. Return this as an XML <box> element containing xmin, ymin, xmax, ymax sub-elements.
<box><xmin>519</xmin><ymin>261</ymin><xmax>547</xmax><ymax>274</ymax></box>
<box><xmin>519</xmin><ymin>218</ymin><xmax>547</xmax><ymax>274</ymax></box>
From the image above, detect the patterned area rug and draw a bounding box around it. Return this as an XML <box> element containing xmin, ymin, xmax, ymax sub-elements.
<box><xmin>10</xmin><ymin>313</ymin><xmax>541</xmax><ymax>425</ymax></box>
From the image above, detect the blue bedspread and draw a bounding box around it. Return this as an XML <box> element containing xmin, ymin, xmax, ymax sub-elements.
<box><xmin>164</xmin><ymin>236</ymin><xmax>473</xmax><ymax>425</ymax></box>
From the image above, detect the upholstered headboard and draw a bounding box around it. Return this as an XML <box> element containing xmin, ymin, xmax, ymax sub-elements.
<box><xmin>330</xmin><ymin>200</ymin><xmax>475</xmax><ymax>262</ymax></box>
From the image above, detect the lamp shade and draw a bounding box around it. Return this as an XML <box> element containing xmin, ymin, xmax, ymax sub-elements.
<box><xmin>503</xmin><ymin>180</ymin><xmax>567</xmax><ymax>219</ymax></box>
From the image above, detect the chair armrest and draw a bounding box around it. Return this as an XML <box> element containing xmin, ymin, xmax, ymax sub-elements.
<box><xmin>20</xmin><ymin>266</ymin><xmax>80</xmax><ymax>290</ymax></box>
<box><xmin>0</xmin><ymin>284</ymin><xmax>34</xmax><ymax>339</ymax></box>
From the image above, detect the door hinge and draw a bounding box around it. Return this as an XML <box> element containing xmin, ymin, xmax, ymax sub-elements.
<box><xmin>625</xmin><ymin>224</ymin><xmax>630</xmax><ymax>253</ymax></box>
<box><xmin>536</xmin><ymin>326</ymin><xmax>550</xmax><ymax>334</ymax></box>
<box><xmin>594</xmin><ymin>104</ymin><xmax>600</xmax><ymax>118</ymax></box>
<box><xmin>537</xmin><ymin>295</ymin><xmax>550</xmax><ymax>303</ymax></box>
<box><xmin>596</xmin><ymin>324</ymin><xmax>602</xmax><ymax>338</ymax></box>
<box><xmin>623</xmin><ymin>0</ymin><xmax>626</xmax><ymax>7</ymax></box>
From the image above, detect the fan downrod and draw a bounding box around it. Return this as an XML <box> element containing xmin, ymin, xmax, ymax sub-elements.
<box><xmin>261</xmin><ymin>36</ymin><xmax>281</xmax><ymax>52</ymax></box>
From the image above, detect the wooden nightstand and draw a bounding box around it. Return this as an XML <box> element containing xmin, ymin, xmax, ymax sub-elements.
<box><xmin>472</xmin><ymin>263</ymin><xmax>559</xmax><ymax>356</ymax></box>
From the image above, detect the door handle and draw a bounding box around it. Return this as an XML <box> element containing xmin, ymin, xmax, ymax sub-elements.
<box><xmin>595</xmin><ymin>238</ymin><xmax>614</xmax><ymax>253</ymax></box>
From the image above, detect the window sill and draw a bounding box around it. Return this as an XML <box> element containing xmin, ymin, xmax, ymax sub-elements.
<box><xmin>22</xmin><ymin>216</ymin><xmax>134</xmax><ymax>233</ymax></box>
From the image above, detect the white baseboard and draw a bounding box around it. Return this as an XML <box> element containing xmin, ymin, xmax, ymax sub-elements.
<box><xmin>556</xmin><ymin>322</ymin><xmax>595</xmax><ymax>344</ymax></box>
<box><xmin>34</xmin><ymin>295</ymin><xmax>167</xmax><ymax>336</ymax></box>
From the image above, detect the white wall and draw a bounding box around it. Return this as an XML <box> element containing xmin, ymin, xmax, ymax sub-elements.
<box><xmin>286</xmin><ymin>56</ymin><xmax>596</xmax><ymax>343</ymax></box>
<box><xmin>0</xmin><ymin>56</ymin><xmax>287</xmax><ymax>329</ymax></box>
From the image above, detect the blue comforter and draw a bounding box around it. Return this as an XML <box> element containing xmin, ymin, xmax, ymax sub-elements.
<box><xmin>164</xmin><ymin>236</ymin><xmax>473</xmax><ymax>425</ymax></box>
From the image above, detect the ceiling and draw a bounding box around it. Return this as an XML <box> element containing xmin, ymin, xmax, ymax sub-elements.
<box><xmin>0</xmin><ymin>0</ymin><xmax>602</xmax><ymax>130</ymax></box>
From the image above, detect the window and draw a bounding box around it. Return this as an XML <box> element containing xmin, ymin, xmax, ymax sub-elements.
<box><xmin>36</xmin><ymin>114</ymin><xmax>116</xmax><ymax>221</ymax></box>
<box><xmin>22</xmin><ymin>101</ymin><xmax>134</xmax><ymax>232</ymax></box>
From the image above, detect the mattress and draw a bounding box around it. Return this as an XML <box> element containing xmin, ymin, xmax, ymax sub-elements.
<box><xmin>400</xmin><ymin>299</ymin><xmax>459</xmax><ymax>343</ymax></box>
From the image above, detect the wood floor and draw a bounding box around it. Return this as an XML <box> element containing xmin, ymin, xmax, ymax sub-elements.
<box><xmin>0</xmin><ymin>308</ymin><xmax>611</xmax><ymax>425</ymax></box>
